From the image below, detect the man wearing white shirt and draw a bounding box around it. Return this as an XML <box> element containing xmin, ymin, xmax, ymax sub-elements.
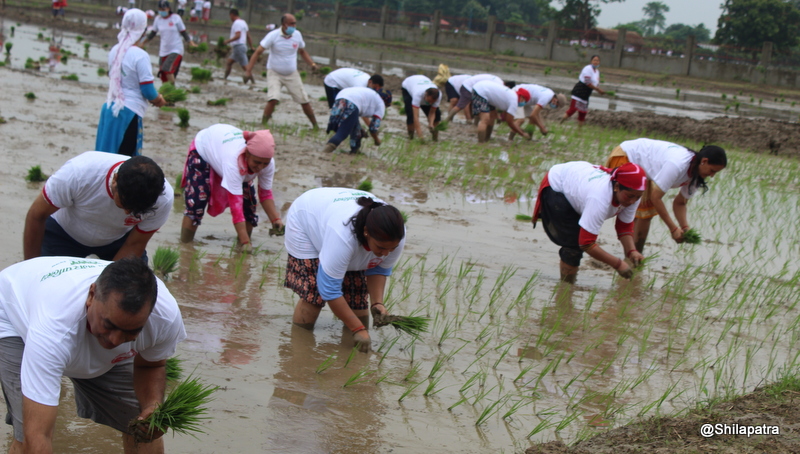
<box><xmin>223</xmin><ymin>8</ymin><xmax>254</xmax><ymax>83</ymax></box>
<box><xmin>0</xmin><ymin>256</ymin><xmax>186</xmax><ymax>453</ymax></box>
<box><xmin>471</xmin><ymin>81</ymin><xmax>531</xmax><ymax>142</ymax></box>
<box><xmin>245</xmin><ymin>14</ymin><xmax>319</xmax><ymax>128</ymax></box>
<box><xmin>509</xmin><ymin>84</ymin><xmax>566</xmax><ymax>139</ymax></box>
<box><xmin>23</xmin><ymin>153</ymin><xmax>173</xmax><ymax>262</ymax></box>
<box><xmin>322</xmin><ymin>68</ymin><xmax>385</xmax><ymax>109</ymax></box>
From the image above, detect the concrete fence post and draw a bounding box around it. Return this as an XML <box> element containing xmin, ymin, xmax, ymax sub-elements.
<box><xmin>682</xmin><ymin>34</ymin><xmax>695</xmax><ymax>76</ymax></box>
<box><xmin>485</xmin><ymin>15</ymin><xmax>496</xmax><ymax>50</ymax></box>
<box><xmin>380</xmin><ymin>4</ymin><xmax>388</xmax><ymax>40</ymax></box>
<box><xmin>286</xmin><ymin>0</ymin><xmax>294</xmax><ymax>14</ymax></box>
<box><xmin>246</xmin><ymin>0</ymin><xmax>255</xmax><ymax>25</ymax></box>
<box><xmin>760</xmin><ymin>41</ymin><xmax>773</xmax><ymax>68</ymax></box>
<box><xmin>545</xmin><ymin>22</ymin><xmax>557</xmax><ymax>61</ymax></box>
<box><xmin>333</xmin><ymin>2</ymin><xmax>341</xmax><ymax>35</ymax></box>
<box><xmin>613</xmin><ymin>29</ymin><xmax>626</xmax><ymax>68</ymax></box>
<box><xmin>430</xmin><ymin>10</ymin><xmax>441</xmax><ymax>45</ymax></box>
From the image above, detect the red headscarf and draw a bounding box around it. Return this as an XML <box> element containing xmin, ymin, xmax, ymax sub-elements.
<box><xmin>606</xmin><ymin>162</ymin><xmax>646</xmax><ymax>191</ymax></box>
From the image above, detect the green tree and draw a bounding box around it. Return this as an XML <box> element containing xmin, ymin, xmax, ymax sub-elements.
<box><xmin>614</xmin><ymin>21</ymin><xmax>645</xmax><ymax>36</ymax></box>
<box><xmin>554</xmin><ymin>0</ymin><xmax>625</xmax><ymax>31</ymax></box>
<box><xmin>641</xmin><ymin>1</ymin><xmax>669</xmax><ymax>36</ymax></box>
<box><xmin>661</xmin><ymin>23</ymin><xmax>711</xmax><ymax>43</ymax></box>
<box><xmin>715</xmin><ymin>0</ymin><xmax>800</xmax><ymax>51</ymax></box>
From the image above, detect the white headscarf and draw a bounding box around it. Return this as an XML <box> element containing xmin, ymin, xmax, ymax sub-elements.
<box><xmin>106</xmin><ymin>8</ymin><xmax>148</xmax><ymax>117</ymax></box>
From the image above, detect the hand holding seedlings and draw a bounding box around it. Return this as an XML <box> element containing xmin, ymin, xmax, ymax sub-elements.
<box><xmin>616</xmin><ymin>260</ymin><xmax>634</xmax><ymax>279</ymax></box>
<box><xmin>628</xmin><ymin>250</ymin><xmax>645</xmax><ymax>267</ymax></box>
<box><xmin>353</xmin><ymin>330</ymin><xmax>371</xmax><ymax>353</ymax></box>
<box><xmin>370</xmin><ymin>302</ymin><xmax>387</xmax><ymax>318</ymax></box>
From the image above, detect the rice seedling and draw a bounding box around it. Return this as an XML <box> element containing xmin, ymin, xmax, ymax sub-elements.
<box><xmin>299</xmin><ymin>70</ymin><xmax>307</xmax><ymax>79</ymax></box>
<box><xmin>682</xmin><ymin>228</ymin><xmax>701</xmax><ymax>244</ymax></box>
<box><xmin>166</xmin><ymin>357</ymin><xmax>183</xmax><ymax>382</ymax></box>
<box><xmin>207</xmin><ymin>98</ymin><xmax>229</xmax><ymax>106</ymax></box>
<box><xmin>318</xmin><ymin>66</ymin><xmax>332</xmax><ymax>75</ymax></box>
<box><xmin>61</xmin><ymin>74</ymin><xmax>79</xmax><ymax>81</ymax></box>
<box><xmin>190</xmin><ymin>86</ymin><xmax>201</xmax><ymax>94</ymax></box>
<box><xmin>343</xmin><ymin>346</ymin><xmax>358</xmax><ymax>368</ymax></box>
<box><xmin>190</xmin><ymin>67</ymin><xmax>213</xmax><ymax>82</ymax></box>
<box><xmin>423</xmin><ymin>375</ymin><xmax>444</xmax><ymax>397</ymax></box>
<box><xmin>4</xmin><ymin>42</ymin><xmax>12</xmax><ymax>54</ymax></box>
<box><xmin>37</xmin><ymin>32</ymin><xmax>44</xmax><ymax>40</ymax></box>
<box><xmin>476</xmin><ymin>395</ymin><xmax>507</xmax><ymax>425</ymax></box>
<box><xmin>97</xmin><ymin>67</ymin><xmax>107</xmax><ymax>76</ymax></box>
<box><xmin>76</xmin><ymin>35</ymin><xmax>83</xmax><ymax>42</ymax></box>
<box><xmin>433</xmin><ymin>120</ymin><xmax>448</xmax><ymax>132</ymax></box>
<box><xmin>177</xmin><ymin>109</ymin><xmax>190</xmax><ymax>128</ymax></box>
<box><xmin>373</xmin><ymin>314</ymin><xmax>430</xmax><ymax>337</ymax></box>
<box><xmin>400</xmin><ymin>211</ymin><xmax>410</xmax><ymax>223</ymax></box>
<box><xmin>523</xmin><ymin>124</ymin><xmax>536</xmax><ymax>135</ymax></box>
<box><xmin>193</xmin><ymin>42</ymin><xmax>209</xmax><ymax>53</ymax></box>
<box><xmin>84</xmin><ymin>43</ymin><xmax>90</xmax><ymax>51</ymax></box>
<box><xmin>343</xmin><ymin>367</ymin><xmax>374</xmax><ymax>388</ymax></box>
<box><xmin>398</xmin><ymin>381</ymin><xmax>422</xmax><ymax>402</ymax></box>
<box><xmin>403</xmin><ymin>362</ymin><xmax>422</xmax><ymax>382</ymax></box>
<box><xmin>318</xmin><ymin>96</ymin><xmax>327</xmax><ymax>102</ymax></box>
<box><xmin>152</xmin><ymin>246</ymin><xmax>180</xmax><ymax>278</ymax></box>
<box><xmin>25</xmin><ymin>165</ymin><xmax>47</xmax><ymax>182</ymax></box>
<box><xmin>356</xmin><ymin>179</ymin><xmax>373</xmax><ymax>191</ymax></box>
<box><xmin>159</xmin><ymin>83</ymin><xmax>188</xmax><ymax>104</ymax></box>
<box><xmin>129</xmin><ymin>374</ymin><xmax>218</xmax><ymax>442</ymax></box>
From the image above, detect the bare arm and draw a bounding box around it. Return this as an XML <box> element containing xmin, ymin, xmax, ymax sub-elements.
<box><xmin>23</xmin><ymin>194</ymin><xmax>59</xmax><ymax>260</ymax></box>
<box><xmin>112</xmin><ymin>229</ymin><xmax>156</xmax><ymax>261</ymax></box>
<box><xmin>505</xmin><ymin>113</ymin><xmax>531</xmax><ymax>139</ymax></box>
<box><xmin>259</xmin><ymin>198</ymin><xmax>283</xmax><ymax>229</ymax></box>
<box><xmin>586</xmin><ymin>83</ymin><xmax>605</xmax><ymax>95</ymax></box>
<box><xmin>366</xmin><ymin>274</ymin><xmax>388</xmax><ymax>316</ymax></box>
<box><xmin>584</xmin><ymin>243</ymin><xmax>632</xmax><ymax>278</ymax></box>
<box><xmin>297</xmin><ymin>48</ymin><xmax>317</xmax><ymax>69</ymax></box>
<box><xmin>529</xmin><ymin>105</ymin><xmax>547</xmax><ymax>135</ymax></box>
<box><xmin>224</xmin><ymin>31</ymin><xmax>241</xmax><ymax>45</ymax></box>
<box><xmin>246</xmin><ymin>31</ymin><xmax>253</xmax><ymax>49</ymax></box>
<box><xmin>21</xmin><ymin>397</ymin><xmax>58</xmax><ymax>454</ymax></box>
<box><xmin>131</xmin><ymin>355</ymin><xmax>167</xmax><ymax>442</ymax></box>
<box><xmin>650</xmin><ymin>186</ymin><xmax>684</xmax><ymax>242</ymax></box>
<box><xmin>619</xmin><ymin>234</ymin><xmax>645</xmax><ymax>266</ymax></box>
<box><xmin>673</xmin><ymin>193</ymin><xmax>690</xmax><ymax>232</ymax></box>
<box><xmin>412</xmin><ymin>107</ymin><xmax>424</xmax><ymax>139</ymax></box>
<box><xmin>244</xmin><ymin>45</ymin><xmax>265</xmax><ymax>75</ymax></box>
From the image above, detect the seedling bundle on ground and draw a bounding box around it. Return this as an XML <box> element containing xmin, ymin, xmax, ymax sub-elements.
<box><xmin>190</xmin><ymin>67</ymin><xmax>212</xmax><ymax>82</ymax></box>
<box><xmin>25</xmin><ymin>165</ymin><xmax>47</xmax><ymax>182</ymax></box>
<box><xmin>177</xmin><ymin>109</ymin><xmax>190</xmax><ymax>128</ymax></box>
<box><xmin>152</xmin><ymin>246</ymin><xmax>179</xmax><ymax>278</ymax></box>
<box><xmin>159</xmin><ymin>83</ymin><xmax>187</xmax><ymax>104</ymax></box>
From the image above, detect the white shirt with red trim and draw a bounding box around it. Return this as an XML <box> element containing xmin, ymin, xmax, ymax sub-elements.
<box><xmin>259</xmin><ymin>28</ymin><xmax>305</xmax><ymax>76</ymax></box>
<box><xmin>44</xmin><ymin>152</ymin><xmax>172</xmax><ymax>247</ymax></box>
<box><xmin>152</xmin><ymin>14</ymin><xmax>186</xmax><ymax>57</ymax></box>
<box><xmin>401</xmin><ymin>75</ymin><xmax>442</xmax><ymax>108</ymax></box>
<box><xmin>547</xmin><ymin>161</ymin><xmax>638</xmax><ymax>235</ymax></box>
<box><xmin>335</xmin><ymin>87</ymin><xmax>385</xmax><ymax>120</ymax></box>
<box><xmin>194</xmin><ymin>124</ymin><xmax>276</xmax><ymax>196</ymax></box>
<box><xmin>323</xmin><ymin>68</ymin><xmax>370</xmax><ymax>90</ymax></box>
<box><xmin>620</xmin><ymin>138</ymin><xmax>696</xmax><ymax>199</ymax></box>
<box><xmin>461</xmin><ymin>74</ymin><xmax>502</xmax><ymax>93</ymax></box>
<box><xmin>107</xmin><ymin>44</ymin><xmax>154</xmax><ymax>118</ymax></box>
<box><xmin>579</xmin><ymin>64</ymin><xmax>600</xmax><ymax>87</ymax></box>
<box><xmin>284</xmin><ymin>188</ymin><xmax>405</xmax><ymax>279</ymax></box>
<box><xmin>473</xmin><ymin>80</ymin><xmax>519</xmax><ymax>116</ymax></box>
<box><xmin>514</xmin><ymin>83</ymin><xmax>555</xmax><ymax>119</ymax></box>
<box><xmin>0</xmin><ymin>257</ymin><xmax>186</xmax><ymax>406</ymax></box>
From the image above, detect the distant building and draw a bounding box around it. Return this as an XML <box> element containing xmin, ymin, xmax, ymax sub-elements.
<box><xmin>583</xmin><ymin>28</ymin><xmax>644</xmax><ymax>52</ymax></box>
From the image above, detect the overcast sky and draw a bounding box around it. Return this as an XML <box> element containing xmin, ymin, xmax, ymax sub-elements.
<box><xmin>569</xmin><ymin>0</ymin><xmax>725</xmax><ymax>34</ymax></box>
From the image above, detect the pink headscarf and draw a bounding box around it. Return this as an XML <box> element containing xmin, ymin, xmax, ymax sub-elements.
<box><xmin>106</xmin><ymin>8</ymin><xmax>148</xmax><ymax>117</ymax></box>
<box><xmin>237</xmin><ymin>130</ymin><xmax>275</xmax><ymax>174</ymax></box>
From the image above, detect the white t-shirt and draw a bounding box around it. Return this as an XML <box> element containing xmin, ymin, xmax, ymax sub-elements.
<box><xmin>0</xmin><ymin>257</ymin><xmax>186</xmax><ymax>407</ymax></box>
<box><xmin>324</xmin><ymin>68</ymin><xmax>369</xmax><ymax>90</ymax></box>
<box><xmin>44</xmin><ymin>152</ymin><xmax>173</xmax><ymax>247</ymax></box>
<box><xmin>193</xmin><ymin>0</ymin><xmax>203</xmax><ymax>12</ymax></box>
<box><xmin>285</xmin><ymin>188</ymin><xmax>406</xmax><ymax>278</ymax></box>
<box><xmin>194</xmin><ymin>124</ymin><xmax>276</xmax><ymax>196</ymax></box>
<box><xmin>203</xmin><ymin>1</ymin><xmax>210</xmax><ymax>8</ymax></box>
<box><xmin>336</xmin><ymin>87</ymin><xmax>385</xmax><ymax>119</ymax></box>
<box><xmin>401</xmin><ymin>75</ymin><xmax>442</xmax><ymax>108</ymax></box>
<box><xmin>620</xmin><ymin>138</ymin><xmax>696</xmax><ymax>199</ymax></box>
<box><xmin>152</xmin><ymin>14</ymin><xmax>186</xmax><ymax>57</ymax></box>
<box><xmin>178</xmin><ymin>0</ymin><xmax>187</xmax><ymax>8</ymax></box>
<box><xmin>461</xmin><ymin>74</ymin><xmax>502</xmax><ymax>92</ymax></box>
<box><xmin>514</xmin><ymin>83</ymin><xmax>555</xmax><ymax>119</ymax></box>
<box><xmin>230</xmin><ymin>18</ymin><xmax>249</xmax><ymax>46</ymax></box>
<box><xmin>579</xmin><ymin>64</ymin><xmax>600</xmax><ymax>87</ymax></box>
<box><xmin>107</xmin><ymin>45</ymin><xmax>154</xmax><ymax>118</ymax></box>
<box><xmin>447</xmin><ymin>74</ymin><xmax>471</xmax><ymax>93</ymax></box>
<box><xmin>547</xmin><ymin>161</ymin><xmax>638</xmax><ymax>235</ymax></box>
<box><xmin>473</xmin><ymin>80</ymin><xmax>519</xmax><ymax>116</ymax></box>
<box><xmin>259</xmin><ymin>28</ymin><xmax>305</xmax><ymax>76</ymax></box>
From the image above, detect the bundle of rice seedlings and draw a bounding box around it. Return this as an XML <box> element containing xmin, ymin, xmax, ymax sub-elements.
<box><xmin>191</xmin><ymin>42</ymin><xmax>209</xmax><ymax>53</ymax></box>
<box><xmin>318</xmin><ymin>66</ymin><xmax>332</xmax><ymax>75</ymax></box>
<box><xmin>152</xmin><ymin>246</ymin><xmax>180</xmax><ymax>277</ymax></box>
<box><xmin>129</xmin><ymin>374</ymin><xmax>218</xmax><ymax>443</ymax></box>
<box><xmin>356</xmin><ymin>179</ymin><xmax>373</xmax><ymax>192</ymax></box>
<box><xmin>190</xmin><ymin>86</ymin><xmax>201</xmax><ymax>94</ymax></box>
<box><xmin>165</xmin><ymin>357</ymin><xmax>183</xmax><ymax>382</ymax></box>
<box><xmin>177</xmin><ymin>108</ymin><xmax>190</xmax><ymax>128</ymax></box>
<box><xmin>515</xmin><ymin>214</ymin><xmax>532</xmax><ymax>221</ymax></box>
<box><xmin>25</xmin><ymin>165</ymin><xmax>47</xmax><ymax>182</ymax></box>
<box><xmin>206</xmin><ymin>98</ymin><xmax>229</xmax><ymax>106</ymax></box>
<box><xmin>24</xmin><ymin>58</ymin><xmax>39</xmax><ymax>70</ymax></box>
<box><xmin>97</xmin><ymin>67</ymin><xmax>107</xmax><ymax>76</ymax></box>
<box><xmin>4</xmin><ymin>42</ymin><xmax>12</xmax><ymax>54</ymax></box>
<box><xmin>61</xmin><ymin>74</ymin><xmax>79</xmax><ymax>81</ymax></box>
<box><xmin>299</xmin><ymin>70</ymin><xmax>307</xmax><ymax>79</ymax></box>
<box><xmin>268</xmin><ymin>225</ymin><xmax>286</xmax><ymax>237</ymax></box>
<box><xmin>158</xmin><ymin>83</ymin><xmax>188</xmax><ymax>104</ymax></box>
<box><xmin>373</xmin><ymin>313</ymin><xmax>430</xmax><ymax>337</ymax></box>
<box><xmin>318</xmin><ymin>96</ymin><xmax>327</xmax><ymax>102</ymax></box>
<box><xmin>398</xmin><ymin>106</ymin><xmax>406</xmax><ymax>115</ymax></box>
<box><xmin>190</xmin><ymin>67</ymin><xmax>212</xmax><ymax>82</ymax></box>
<box><xmin>433</xmin><ymin>120</ymin><xmax>448</xmax><ymax>131</ymax></box>
<box><xmin>24</xmin><ymin>92</ymin><xmax>36</xmax><ymax>100</ymax></box>
<box><xmin>84</xmin><ymin>43</ymin><xmax>90</xmax><ymax>50</ymax></box>
<box><xmin>682</xmin><ymin>228</ymin><xmax>702</xmax><ymax>244</ymax></box>
<box><xmin>523</xmin><ymin>124</ymin><xmax>536</xmax><ymax>135</ymax></box>
<box><xmin>605</xmin><ymin>90</ymin><xmax>616</xmax><ymax>97</ymax></box>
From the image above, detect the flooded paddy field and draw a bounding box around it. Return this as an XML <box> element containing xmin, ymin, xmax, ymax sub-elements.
<box><xmin>1</xmin><ymin>5</ymin><xmax>800</xmax><ymax>453</ymax></box>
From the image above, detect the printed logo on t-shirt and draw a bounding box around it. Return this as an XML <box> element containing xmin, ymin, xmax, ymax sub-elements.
<box><xmin>292</xmin><ymin>43</ymin><xmax>298</xmax><ymax>49</ymax></box>
<box><xmin>124</xmin><ymin>215</ymin><xmax>143</xmax><ymax>226</ymax></box>
<box><xmin>112</xmin><ymin>349</ymin><xmax>138</xmax><ymax>363</ymax></box>
<box><xmin>367</xmin><ymin>258</ymin><xmax>383</xmax><ymax>269</ymax></box>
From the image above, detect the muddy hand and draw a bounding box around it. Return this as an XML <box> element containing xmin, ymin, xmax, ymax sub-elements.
<box><xmin>629</xmin><ymin>251</ymin><xmax>645</xmax><ymax>267</ymax></box>
<box><xmin>131</xmin><ymin>406</ymin><xmax>165</xmax><ymax>443</ymax></box>
<box><xmin>617</xmin><ymin>261</ymin><xmax>634</xmax><ymax>279</ymax></box>
<box><xmin>354</xmin><ymin>330</ymin><xmax>371</xmax><ymax>353</ymax></box>
<box><xmin>370</xmin><ymin>302</ymin><xmax>387</xmax><ymax>319</ymax></box>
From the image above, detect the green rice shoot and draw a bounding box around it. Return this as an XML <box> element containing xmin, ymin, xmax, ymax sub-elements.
<box><xmin>523</xmin><ymin>124</ymin><xmax>536</xmax><ymax>135</ymax></box>
<box><xmin>515</xmin><ymin>213</ymin><xmax>532</xmax><ymax>221</ymax></box>
<box><xmin>61</xmin><ymin>73</ymin><xmax>79</xmax><ymax>81</ymax></box>
<box><xmin>166</xmin><ymin>357</ymin><xmax>183</xmax><ymax>382</ymax></box>
<box><xmin>159</xmin><ymin>83</ymin><xmax>188</xmax><ymax>104</ymax></box>
<box><xmin>682</xmin><ymin>228</ymin><xmax>702</xmax><ymax>244</ymax></box>
<box><xmin>356</xmin><ymin>179</ymin><xmax>373</xmax><ymax>192</ymax></box>
<box><xmin>178</xmin><ymin>108</ymin><xmax>190</xmax><ymax>128</ymax></box>
<box><xmin>190</xmin><ymin>67</ymin><xmax>212</xmax><ymax>82</ymax></box>
<box><xmin>433</xmin><ymin>120</ymin><xmax>449</xmax><ymax>132</ymax></box>
<box><xmin>130</xmin><ymin>374</ymin><xmax>218</xmax><ymax>441</ymax></box>
<box><xmin>207</xmin><ymin>98</ymin><xmax>229</xmax><ymax>106</ymax></box>
<box><xmin>152</xmin><ymin>246</ymin><xmax>180</xmax><ymax>277</ymax></box>
<box><xmin>24</xmin><ymin>92</ymin><xmax>36</xmax><ymax>100</ymax></box>
<box><xmin>374</xmin><ymin>314</ymin><xmax>431</xmax><ymax>337</ymax></box>
<box><xmin>174</xmin><ymin>174</ymin><xmax>183</xmax><ymax>195</ymax></box>
<box><xmin>318</xmin><ymin>66</ymin><xmax>332</xmax><ymax>75</ymax></box>
<box><xmin>25</xmin><ymin>165</ymin><xmax>47</xmax><ymax>182</ymax></box>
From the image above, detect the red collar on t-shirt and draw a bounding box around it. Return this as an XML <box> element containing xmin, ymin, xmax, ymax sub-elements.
<box><xmin>105</xmin><ymin>161</ymin><xmax>124</xmax><ymax>199</ymax></box>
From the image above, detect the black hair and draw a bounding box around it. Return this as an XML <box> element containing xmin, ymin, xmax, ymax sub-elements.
<box><xmin>686</xmin><ymin>145</ymin><xmax>727</xmax><ymax>195</ymax></box>
<box><xmin>504</xmin><ymin>80</ymin><xmax>516</xmax><ymax>89</ymax></box>
<box><xmin>590</xmin><ymin>55</ymin><xmax>600</xmax><ymax>61</ymax></box>
<box><xmin>369</xmin><ymin>74</ymin><xmax>384</xmax><ymax>87</ymax></box>
<box><xmin>347</xmin><ymin>197</ymin><xmax>405</xmax><ymax>248</ymax></box>
<box><xmin>230</xmin><ymin>8</ymin><xmax>239</xmax><ymax>16</ymax></box>
<box><xmin>95</xmin><ymin>257</ymin><xmax>158</xmax><ymax>315</ymax></box>
<box><xmin>424</xmin><ymin>87</ymin><xmax>439</xmax><ymax>100</ymax></box>
<box><xmin>116</xmin><ymin>156</ymin><xmax>165</xmax><ymax>218</ymax></box>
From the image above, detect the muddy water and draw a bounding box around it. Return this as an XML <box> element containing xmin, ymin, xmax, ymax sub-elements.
<box><xmin>1</xmin><ymin>15</ymin><xmax>800</xmax><ymax>454</ymax></box>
